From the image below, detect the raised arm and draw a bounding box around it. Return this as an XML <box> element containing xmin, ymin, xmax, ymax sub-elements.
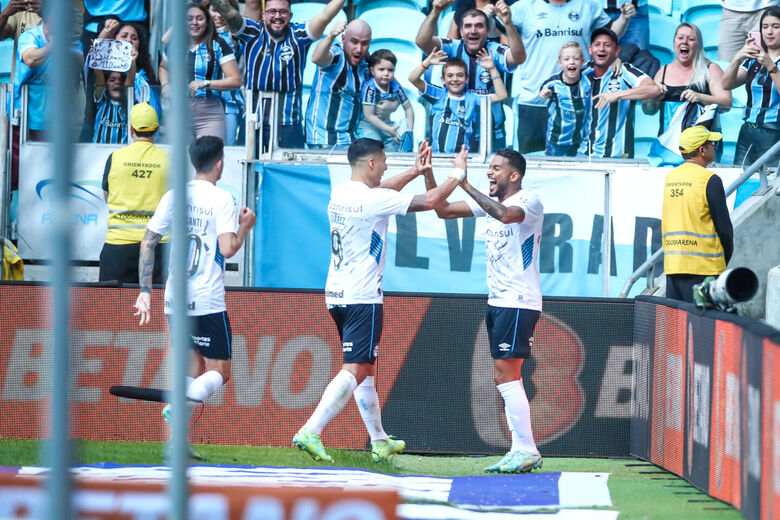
<box><xmin>134</xmin><ymin>229</ymin><xmax>163</xmax><ymax>326</ymax></box>
<box><xmin>409</xmin><ymin>49</ymin><xmax>447</xmax><ymax>92</ymax></box>
<box><xmin>460</xmin><ymin>180</ymin><xmax>525</xmax><ymax>223</ymax></box>
<box><xmin>125</xmin><ymin>49</ymin><xmax>138</xmax><ymax>87</ymax></box>
<box><xmin>380</xmin><ymin>141</ymin><xmax>431</xmax><ymax>190</ymax></box>
<box><xmin>208</xmin><ymin>0</ymin><xmax>245</xmax><ymax>34</ymax></box>
<box><xmin>495</xmin><ymin>0</ymin><xmax>525</xmax><ymax>66</ymax></box>
<box><xmin>407</xmin><ymin>145</ymin><xmax>466</xmax><ymax>212</ymax></box>
<box><xmin>478</xmin><ymin>49</ymin><xmax>507</xmax><ymax>103</ymax></box>
<box><xmin>415</xmin><ymin>0</ymin><xmax>452</xmax><ymax>55</ymax></box>
<box><xmin>421</xmin><ymin>155</ymin><xmax>474</xmax><ymax>220</ymax></box>
<box><xmin>608</xmin><ymin>2</ymin><xmax>636</xmax><ymax>38</ymax></box>
<box><xmin>307</xmin><ymin>0</ymin><xmax>349</xmax><ymax>40</ymax></box>
<box><xmin>312</xmin><ymin>21</ymin><xmax>345</xmax><ymax>68</ymax></box>
<box><xmin>217</xmin><ymin>207</ymin><xmax>256</xmax><ymax>259</ymax></box>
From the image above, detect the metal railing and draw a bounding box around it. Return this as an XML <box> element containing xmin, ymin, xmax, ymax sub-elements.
<box><xmin>619</xmin><ymin>138</ymin><xmax>780</xmax><ymax>298</ymax></box>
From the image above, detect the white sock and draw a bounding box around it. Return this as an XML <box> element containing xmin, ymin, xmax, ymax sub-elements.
<box><xmin>353</xmin><ymin>376</ymin><xmax>388</xmax><ymax>442</ymax></box>
<box><xmin>305</xmin><ymin>370</ymin><xmax>358</xmax><ymax>435</ymax></box>
<box><xmin>497</xmin><ymin>379</ymin><xmax>538</xmax><ymax>454</ymax></box>
<box><xmin>186</xmin><ymin>370</ymin><xmax>224</xmax><ymax>403</ymax></box>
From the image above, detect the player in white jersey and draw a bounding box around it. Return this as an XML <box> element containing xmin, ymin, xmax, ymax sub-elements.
<box><xmin>293</xmin><ymin>138</ymin><xmax>465</xmax><ymax>463</ymax></box>
<box><xmin>425</xmin><ymin>148</ymin><xmax>544</xmax><ymax>473</ymax></box>
<box><xmin>133</xmin><ymin>136</ymin><xmax>256</xmax><ymax>427</ymax></box>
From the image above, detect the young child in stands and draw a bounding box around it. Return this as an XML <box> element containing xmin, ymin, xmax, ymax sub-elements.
<box><xmin>540</xmin><ymin>41</ymin><xmax>592</xmax><ymax>157</ymax></box>
<box><xmin>410</xmin><ymin>49</ymin><xmax>506</xmax><ymax>153</ymax></box>
<box><xmin>93</xmin><ymin>51</ymin><xmax>137</xmax><ymax>144</ymax></box>
<box><xmin>356</xmin><ymin>49</ymin><xmax>415</xmax><ymax>152</ymax></box>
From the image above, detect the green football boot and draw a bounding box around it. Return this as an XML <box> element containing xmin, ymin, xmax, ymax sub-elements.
<box><xmin>292</xmin><ymin>427</ymin><xmax>333</xmax><ymax>462</ymax></box>
<box><xmin>498</xmin><ymin>451</ymin><xmax>543</xmax><ymax>473</ymax></box>
<box><xmin>371</xmin><ymin>436</ymin><xmax>405</xmax><ymax>462</ymax></box>
<box><xmin>484</xmin><ymin>452</ymin><xmax>515</xmax><ymax>473</ymax></box>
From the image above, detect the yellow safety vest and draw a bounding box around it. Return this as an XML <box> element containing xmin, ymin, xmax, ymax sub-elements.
<box><xmin>105</xmin><ymin>141</ymin><xmax>169</xmax><ymax>244</ymax></box>
<box><xmin>661</xmin><ymin>162</ymin><xmax>726</xmax><ymax>275</ymax></box>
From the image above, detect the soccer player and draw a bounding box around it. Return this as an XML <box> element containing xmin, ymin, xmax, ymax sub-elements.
<box><xmin>585</xmin><ymin>28</ymin><xmax>660</xmax><ymax>158</ymax></box>
<box><xmin>292</xmin><ymin>139</ymin><xmax>464</xmax><ymax>463</ymax></box>
<box><xmin>133</xmin><ymin>136</ymin><xmax>256</xmax><ymax>426</ymax></box>
<box><xmin>305</xmin><ymin>20</ymin><xmax>372</xmax><ymax>149</ymax></box>
<box><xmin>409</xmin><ymin>50</ymin><xmax>506</xmax><ymax>153</ymax></box>
<box><xmin>207</xmin><ymin>0</ymin><xmax>348</xmax><ymax>148</ymax></box>
<box><xmin>424</xmin><ymin>148</ymin><xmax>544</xmax><ymax>474</ymax></box>
<box><xmin>539</xmin><ymin>42</ymin><xmax>592</xmax><ymax>157</ymax></box>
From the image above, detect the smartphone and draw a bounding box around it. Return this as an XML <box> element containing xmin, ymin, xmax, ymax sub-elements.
<box><xmin>749</xmin><ymin>31</ymin><xmax>761</xmax><ymax>47</ymax></box>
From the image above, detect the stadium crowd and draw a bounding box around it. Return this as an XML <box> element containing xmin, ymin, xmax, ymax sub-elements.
<box><xmin>2</xmin><ymin>0</ymin><xmax>780</xmax><ymax>170</ymax></box>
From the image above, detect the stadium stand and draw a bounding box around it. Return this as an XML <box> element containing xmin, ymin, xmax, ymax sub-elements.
<box><xmin>648</xmin><ymin>0</ymin><xmax>673</xmax><ymax>16</ymax></box>
<box><xmin>354</xmin><ymin>0</ymin><xmax>427</xmax><ymax>17</ymax></box>
<box><xmin>648</xmin><ymin>12</ymin><xmax>677</xmax><ymax>65</ymax></box>
<box><xmin>289</xmin><ymin>4</ymin><xmax>348</xmax><ymax>36</ymax></box>
<box><xmin>0</xmin><ymin>40</ymin><xmax>12</xmax><ymax>84</ymax></box>
<box><xmin>438</xmin><ymin>7</ymin><xmax>455</xmax><ymax>38</ymax></box>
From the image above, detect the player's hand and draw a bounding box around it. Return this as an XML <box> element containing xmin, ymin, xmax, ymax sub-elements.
<box><xmin>414</xmin><ymin>141</ymin><xmax>433</xmax><ymax>177</ymax></box>
<box><xmin>328</xmin><ymin>21</ymin><xmax>346</xmax><ymax>38</ymax></box>
<box><xmin>539</xmin><ymin>87</ymin><xmax>552</xmax><ymax>99</ymax></box>
<box><xmin>495</xmin><ymin>0</ymin><xmax>512</xmax><ymax>25</ymax></box>
<box><xmin>134</xmin><ymin>292</ymin><xmax>151</xmax><ymax>326</ymax></box>
<box><xmin>432</xmin><ymin>0</ymin><xmax>455</xmax><ymax>13</ymax></box>
<box><xmin>450</xmin><ymin>144</ymin><xmax>468</xmax><ymax>181</ymax></box>
<box><xmin>620</xmin><ymin>1</ymin><xmax>636</xmax><ymax>19</ymax></box>
<box><xmin>424</xmin><ymin>48</ymin><xmax>448</xmax><ymax>67</ymax></box>
<box><xmin>680</xmin><ymin>89</ymin><xmax>701</xmax><ymax>104</ymax></box>
<box><xmin>238</xmin><ymin>207</ymin><xmax>256</xmax><ymax>230</ymax></box>
<box><xmin>592</xmin><ymin>91</ymin><xmax>619</xmax><ymax>110</ymax></box>
<box><xmin>476</xmin><ymin>48</ymin><xmax>496</xmax><ymax>71</ymax></box>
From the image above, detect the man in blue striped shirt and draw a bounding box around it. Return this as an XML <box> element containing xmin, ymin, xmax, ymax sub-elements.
<box><xmin>584</xmin><ymin>28</ymin><xmax>659</xmax><ymax>158</ymax></box>
<box><xmin>208</xmin><ymin>0</ymin><xmax>348</xmax><ymax>148</ymax></box>
<box><xmin>416</xmin><ymin>0</ymin><xmax>525</xmax><ymax>150</ymax></box>
<box><xmin>305</xmin><ymin>20</ymin><xmax>372</xmax><ymax>149</ymax></box>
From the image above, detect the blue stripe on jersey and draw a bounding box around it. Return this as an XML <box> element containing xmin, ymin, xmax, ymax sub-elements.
<box><xmin>93</xmin><ymin>95</ymin><xmax>127</xmax><ymax>144</ymax></box>
<box><xmin>369</xmin><ymin>231</ymin><xmax>383</xmax><ymax>264</ymax></box>
<box><xmin>585</xmin><ymin>63</ymin><xmax>646</xmax><ymax>158</ymax></box>
<box><xmin>222</xmin><ymin>311</ymin><xmax>231</xmax><ymax>356</ymax></box>
<box><xmin>741</xmin><ymin>57</ymin><xmax>780</xmax><ymax>125</ymax></box>
<box><xmin>188</xmin><ymin>38</ymin><xmax>235</xmax><ymax>98</ymax></box>
<box><xmin>215</xmin><ymin>243</ymin><xmax>225</xmax><ymax>269</ymax></box>
<box><xmin>218</xmin><ymin>31</ymin><xmax>246</xmax><ymax>114</ymax></box>
<box><xmin>238</xmin><ymin>20</ymin><xmax>314</xmax><ymax>125</ymax></box>
<box><xmin>521</xmin><ymin>234</ymin><xmax>534</xmax><ymax>270</ymax></box>
<box><xmin>306</xmin><ymin>43</ymin><xmax>368</xmax><ymax>146</ymax></box>
<box><xmin>541</xmin><ymin>72</ymin><xmax>592</xmax><ymax>149</ymax></box>
<box><xmin>440</xmin><ymin>38</ymin><xmax>515</xmax><ymax>139</ymax></box>
<box><xmin>421</xmin><ymin>84</ymin><xmax>479</xmax><ymax>153</ymax></box>
<box><xmin>361</xmin><ymin>78</ymin><xmax>409</xmax><ymax>111</ymax></box>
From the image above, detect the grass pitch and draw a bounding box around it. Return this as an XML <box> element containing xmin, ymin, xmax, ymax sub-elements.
<box><xmin>0</xmin><ymin>439</ymin><xmax>740</xmax><ymax>519</ymax></box>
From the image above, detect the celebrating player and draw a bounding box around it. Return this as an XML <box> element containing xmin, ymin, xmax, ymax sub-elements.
<box><xmin>133</xmin><ymin>136</ymin><xmax>256</xmax><ymax>427</ymax></box>
<box><xmin>424</xmin><ymin>148</ymin><xmax>544</xmax><ymax>474</ymax></box>
<box><xmin>292</xmin><ymin>139</ymin><xmax>463</xmax><ymax>463</ymax></box>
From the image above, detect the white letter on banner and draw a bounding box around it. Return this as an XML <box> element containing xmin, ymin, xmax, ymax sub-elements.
<box><xmin>114</xmin><ymin>331</ymin><xmax>170</xmax><ymax>393</ymax></box>
<box><xmin>73</xmin><ymin>489</ymin><xmax>114</xmax><ymax>513</ymax></box>
<box><xmin>189</xmin><ymin>493</ymin><xmax>229</xmax><ymax>519</ymax></box>
<box><xmin>692</xmin><ymin>362</ymin><xmax>711</xmax><ymax>447</ymax></box>
<box><xmin>321</xmin><ymin>501</ymin><xmax>386</xmax><ymax>520</ymax></box>
<box><xmin>471</xmin><ymin>321</ymin><xmax>506</xmax><ymax>448</ymax></box>
<box><xmin>118</xmin><ymin>492</ymin><xmax>169</xmax><ymax>516</ymax></box>
<box><xmin>747</xmin><ymin>385</ymin><xmax>761</xmax><ymax>479</ymax></box>
<box><xmin>595</xmin><ymin>345</ymin><xmax>633</xmax><ymax>418</ymax></box>
<box><xmin>725</xmin><ymin>373</ymin><xmax>740</xmax><ymax>458</ymax></box>
<box><xmin>70</xmin><ymin>331</ymin><xmax>110</xmax><ymax>403</ymax></box>
<box><xmin>271</xmin><ymin>336</ymin><xmax>332</xmax><ymax>409</ymax></box>
<box><xmin>2</xmin><ymin>329</ymin><xmax>51</xmax><ymax>401</ymax></box>
<box><xmin>234</xmin><ymin>335</ymin><xmax>273</xmax><ymax>407</ymax></box>
<box><xmin>242</xmin><ymin>498</ymin><xmax>284</xmax><ymax>520</ymax></box>
<box><xmin>291</xmin><ymin>498</ymin><xmax>319</xmax><ymax>520</ymax></box>
<box><xmin>632</xmin><ymin>341</ymin><xmax>650</xmax><ymax>421</ymax></box>
<box><xmin>666</xmin><ymin>353</ymin><xmax>683</xmax><ymax>431</ymax></box>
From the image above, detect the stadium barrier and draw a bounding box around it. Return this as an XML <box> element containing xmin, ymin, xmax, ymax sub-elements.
<box><xmin>631</xmin><ymin>295</ymin><xmax>780</xmax><ymax>520</ymax></box>
<box><xmin>0</xmin><ymin>283</ymin><xmax>633</xmax><ymax>457</ymax></box>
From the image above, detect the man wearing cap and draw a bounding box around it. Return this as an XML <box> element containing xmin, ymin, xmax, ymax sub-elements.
<box><xmin>661</xmin><ymin>126</ymin><xmax>734</xmax><ymax>303</ymax></box>
<box><xmin>99</xmin><ymin>102</ymin><xmax>169</xmax><ymax>284</ymax></box>
<box><xmin>585</xmin><ymin>28</ymin><xmax>660</xmax><ymax>158</ymax></box>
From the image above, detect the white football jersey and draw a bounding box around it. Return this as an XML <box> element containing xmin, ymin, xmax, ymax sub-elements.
<box><xmin>325</xmin><ymin>181</ymin><xmax>415</xmax><ymax>305</ymax></box>
<box><xmin>467</xmin><ymin>189</ymin><xmax>544</xmax><ymax>310</ymax></box>
<box><xmin>148</xmin><ymin>180</ymin><xmax>239</xmax><ymax>316</ymax></box>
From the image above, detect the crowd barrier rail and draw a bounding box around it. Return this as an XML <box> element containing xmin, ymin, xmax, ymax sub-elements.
<box><xmin>631</xmin><ymin>295</ymin><xmax>780</xmax><ymax>520</ymax></box>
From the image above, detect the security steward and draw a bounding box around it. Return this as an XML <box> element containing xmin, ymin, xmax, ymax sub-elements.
<box><xmin>662</xmin><ymin>125</ymin><xmax>734</xmax><ymax>303</ymax></box>
<box><xmin>99</xmin><ymin>102</ymin><xmax>169</xmax><ymax>283</ymax></box>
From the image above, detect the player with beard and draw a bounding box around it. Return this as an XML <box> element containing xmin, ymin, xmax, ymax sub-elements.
<box><xmin>584</xmin><ymin>28</ymin><xmax>659</xmax><ymax>158</ymax></box>
<box><xmin>416</xmin><ymin>0</ymin><xmax>524</xmax><ymax>150</ymax></box>
<box><xmin>306</xmin><ymin>20</ymin><xmax>372</xmax><ymax>149</ymax></box>
<box><xmin>422</xmin><ymin>149</ymin><xmax>544</xmax><ymax>474</ymax></box>
<box><xmin>207</xmin><ymin>0</ymin><xmax>348</xmax><ymax>148</ymax></box>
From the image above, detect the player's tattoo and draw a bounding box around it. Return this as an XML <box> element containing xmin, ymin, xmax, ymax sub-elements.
<box><xmin>208</xmin><ymin>0</ymin><xmax>244</xmax><ymax>33</ymax></box>
<box><xmin>462</xmin><ymin>181</ymin><xmax>506</xmax><ymax>222</ymax></box>
<box><xmin>139</xmin><ymin>229</ymin><xmax>163</xmax><ymax>294</ymax></box>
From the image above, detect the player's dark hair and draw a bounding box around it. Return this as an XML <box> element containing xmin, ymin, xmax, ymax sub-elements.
<box><xmin>189</xmin><ymin>136</ymin><xmax>225</xmax><ymax>172</ymax></box>
<box><xmin>460</xmin><ymin>8</ymin><xmax>489</xmax><ymax>28</ymax></box>
<box><xmin>348</xmin><ymin>138</ymin><xmax>384</xmax><ymax>166</ymax></box>
<box><xmin>442</xmin><ymin>57</ymin><xmax>468</xmax><ymax>74</ymax></box>
<box><xmin>494</xmin><ymin>148</ymin><xmax>526</xmax><ymax>177</ymax></box>
<box><xmin>368</xmin><ymin>49</ymin><xmax>397</xmax><ymax>68</ymax></box>
<box><xmin>134</xmin><ymin>129</ymin><xmax>156</xmax><ymax>138</ymax></box>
